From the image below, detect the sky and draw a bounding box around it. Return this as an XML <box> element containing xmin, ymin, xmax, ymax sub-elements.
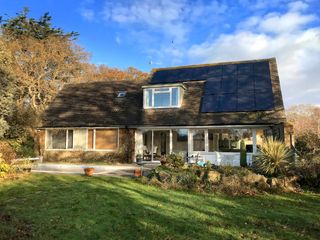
<box><xmin>0</xmin><ymin>0</ymin><xmax>319</xmax><ymax>107</ymax></box>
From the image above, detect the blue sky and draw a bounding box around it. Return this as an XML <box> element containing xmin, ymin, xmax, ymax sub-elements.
<box><xmin>0</xmin><ymin>0</ymin><xmax>319</xmax><ymax>106</ymax></box>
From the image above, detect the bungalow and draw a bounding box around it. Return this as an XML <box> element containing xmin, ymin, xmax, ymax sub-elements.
<box><xmin>38</xmin><ymin>58</ymin><xmax>293</xmax><ymax>165</ymax></box>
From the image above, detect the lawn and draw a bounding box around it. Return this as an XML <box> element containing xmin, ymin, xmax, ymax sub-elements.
<box><xmin>0</xmin><ymin>174</ymin><xmax>319</xmax><ymax>240</ymax></box>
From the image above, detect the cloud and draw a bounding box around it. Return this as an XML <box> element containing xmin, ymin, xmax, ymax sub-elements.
<box><xmin>102</xmin><ymin>0</ymin><xmax>227</xmax><ymax>44</ymax></box>
<box><xmin>80</xmin><ymin>8</ymin><xmax>95</xmax><ymax>21</ymax></box>
<box><xmin>188</xmin><ymin>2</ymin><xmax>320</xmax><ymax>106</ymax></box>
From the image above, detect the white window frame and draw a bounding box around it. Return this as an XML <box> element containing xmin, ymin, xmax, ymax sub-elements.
<box><xmin>45</xmin><ymin>129</ymin><xmax>74</xmax><ymax>150</ymax></box>
<box><xmin>87</xmin><ymin>128</ymin><xmax>120</xmax><ymax>152</ymax></box>
<box><xmin>144</xmin><ymin>87</ymin><xmax>181</xmax><ymax>109</ymax></box>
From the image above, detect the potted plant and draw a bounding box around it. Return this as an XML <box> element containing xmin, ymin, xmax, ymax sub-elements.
<box><xmin>136</xmin><ymin>154</ymin><xmax>143</xmax><ymax>163</ymax></box>
<box><xmin>84</xmin><ymin>167</ymin><xmax>95</xmax><ymax>176</ymax></box>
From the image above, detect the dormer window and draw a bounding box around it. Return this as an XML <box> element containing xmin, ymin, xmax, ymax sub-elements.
<box><xmin>117</xmin><ymin>91</ymin><xmax>126</xmax><ymax>98</ymax></box>
<box><xmin>143</xmin><ymin>85</ymin><xmax>184</xmax><ymax>109</ymax></box>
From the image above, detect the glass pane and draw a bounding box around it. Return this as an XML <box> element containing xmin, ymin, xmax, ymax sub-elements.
<box><xmin>171</xmin><ymin>87</ymin><xmax>179</xmax><ymax>106</ymax></box>
<box><xmin>154</xmin><ymin>88</ymin><xmax>169</xmax><ymax>92</ymax></box>
<box><xmin>193</xmin><ymin>130</ymin><xmax>205</xmax><ymax>151</ymax></box>
<box><xmin>95</xmin><ymin>129</ymin><xmax>118</xmax><ymax>150</ymax></box>
<box><xmin>153</xmin><ymin>130</ymin><xmax>170</xmax><ymax>157</ymax></box>
<box><xmin>87</xmin><ymin>129</ymin><xmax>94</xmax><ymax>149</ymax></box>
<box><xmin>172</xmin><ymin>129</ymin><xmax>188</xmax><ymax>158</ymax></box>
<box><xmin>208</xmin><ymin>129</ymin><xmax>219</xmax><ymax>152</ymax></box>
<box><xmin>73</xmin><ymin>129</ymin><xmax>86</xmax><ymax>149</ymax></box>
<box><xmin>142</xmin><ymin>130</ymin><xmax>152</xmax><ymax>161</ymax></box>
<box><xmin>154</xmin><ymin>92</ymin><xmax>170</xmax><ymax>107</ymax></box>
<box><xmin>145</xmin><ymin>89</ymin><xmax>152</xmax><ymax>107</ymax></box>
<box><xmin>218</xmin><ymin>129</ymin><xmax>253</xmax><ymax>152</ymax></box>
<box><xmin>50</xmin><ymin>129</ymin><xmax>66</xmax><ymax>149</ymax></box>
<box><xmin>67</xmin><ymin>130</ymin><xmax>73</xmax><ymax>149</ymax></box>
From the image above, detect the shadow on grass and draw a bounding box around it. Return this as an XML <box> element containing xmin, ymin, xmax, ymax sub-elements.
<box><xmin>0</xmin><ymin>174</ymin><xmax>319</xmax><ymax>240</ymax></box>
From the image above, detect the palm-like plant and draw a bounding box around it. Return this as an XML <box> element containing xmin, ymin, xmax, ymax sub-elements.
<box><xmin>254</xmin><ymin>137</ymin><xmax>292</xmax><ymax>177</ymax></box>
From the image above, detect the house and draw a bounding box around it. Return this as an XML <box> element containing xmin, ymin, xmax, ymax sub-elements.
<box><xmin>38</xmin><ymin>58</ymin><xmax>293</xmax><ymax>165</ymax></box>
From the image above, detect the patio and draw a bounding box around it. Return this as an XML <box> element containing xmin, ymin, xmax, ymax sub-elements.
<box><xmin>32</xmin><ymin>163</ymin><xmax>159</xmax><ymax>176</ymax></box>
<box><xmin>135</xmin><ymin>126</ymin><xmax>270</xmax><ymax>166</ymax></box>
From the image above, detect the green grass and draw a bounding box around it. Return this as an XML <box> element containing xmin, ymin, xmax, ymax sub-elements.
<box><xmin>0</xmin><ymin>174</ymin><xmax>319</xmax><ymax>240</ymax></box>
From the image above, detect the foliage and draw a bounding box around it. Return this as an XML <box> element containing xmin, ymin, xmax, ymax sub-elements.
<box><xmin>286</xmin><ymin>104</ymin><xmax>320</xmax><ymax>137</ymax></box>
<box><xmin>165</xmin><ymin>153</ymin><xmax>184</xmax><ymax>169</ymax></box>
<box><xmin>0</xmin><ymin>119</ymin><xmax>9</xmax><ymax>139</ymax></box>
<box><xmin>0</xmin><ymin>141</ymin><xmax>16</xmax><ymax>163</ymax></box>
<box><xmin>240</xmin><ymin>140</ymin><xmax>247</xmax><ymax>167</ymax></box>
<box><xmin>1</xmin><ymin>174</ymin><xmax>319</xmax><ymax>240</ymax></box>
<box><xmin>294</xmin><ymin>157</ymin><xmax>320</xmax><ymax>189</ymax></box>
<box><xmin>0</xmin><ymin>7</ymin><xmax>78</xmax><ymax>40</ymax></box>
<box><xmin>295</xmin><ymin>132</ymin><xmax>320</xmax><ymax>160</ymax></box>
<box><xmin>7</xmin><ymin>135</ymin><xmax>36</xmax><ymax>158</ymax></box>
<box><xmin>0</xmin><ymin>154</ymin><xmax>11</xmax><ymax>177</ymax></box>
<box><xmin>0</xmin><ymin>38</ymin><xmax>17</xmax><ymax>138</ymax></box>
<box><xmin>254</xmin><ymin>137</ymin><xmax>293</xmax><ymax>177</ymax></box>
<box><xmin>78</xmin><ymin>63</ymin><xmax>149</xmax><ymax>83</ymax></box>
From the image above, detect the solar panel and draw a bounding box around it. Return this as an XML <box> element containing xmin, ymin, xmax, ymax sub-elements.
<box><xmin>207</xmin><ymin>66</ymin><xmax>222</xmax><ymax>77</ymax></box>
<box><xmin>150</xmin><ymin>60</ymin><xmax>275</xmax><ymax>113</ymax></box>
<box><xmin>237</xmin><ymin>91</ymin><xmax>255</xmax><ymax>111</ymax></box>
<box><xmin>201</xmin><ymin>94</ymin><xmax>219</xmax><ymax>112</ymax></box>
<box><xmin>205</xmin><ymin>78</ymin><xmax>221</xmax><ymax>93</ymax></box>
<box><xmin>237</xmin><ymin>63</ymin><xmax>253</xmax><ymax>74</ymax></box>
<box><xmin>255</xmin><ymin>90</ymin><xmax>274</xmax><ymax>110</ymax></box>
<box><xmin>218</xmin><ymin>93</ymin><xmax>237</xmax><ymax>112</ymax></box>
<box><xmin>238</xmin><ymin>74</ymin><xmax>254</xmax><ymax>92</ymax></box>
<box><xmin>221</xmin><ymin>75</ymin><xmax>237</xmax><ymax>93</ymax></box>
<box><xmin>223</xmin><ymin>64</ymin><xmax>237</xmax><ymax>74</ymax></box>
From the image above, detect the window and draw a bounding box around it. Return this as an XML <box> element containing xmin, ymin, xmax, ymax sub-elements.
<box><xmin>172</xmin><ymin>129</ymin><xmax>188</xmax><ymax>157</ymax></box>
<box><xmin>144</xmin><ymin>87</ymin><xmax>181</xmax><ymax>108</ymax></box>
<box><xmin>47</xmin><ymin>129</ymin><xmax>73</xmax><ymax>149</ymax></box>
<box><xmin>87</xmin><ymin>129</ymin><xmax>119</xmax><ymax>150</ymax></box>
<box><xmin>117</xmin><ymin>91</ymin><xmax>126</xmax><ymax>98</ymax></box>
<box><xmin>192</xmin><ymin>130</ymin><xmax>205</xmax><ymax>151</ymax></box>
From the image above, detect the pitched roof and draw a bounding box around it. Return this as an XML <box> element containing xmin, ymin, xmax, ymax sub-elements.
<box><xmin>41</xmin><ymin>58</ymin><xmax>286</xmax><ymax>128</ymax></box>
<box><xmin>42</xmin><ymin>80</ymin><xmax>144</xmax><ymax>127</ymax></box>
<box><xmin>151</xmin><ymin>58</ymin><xmax>281</xmax><ymax>113</ymax></box>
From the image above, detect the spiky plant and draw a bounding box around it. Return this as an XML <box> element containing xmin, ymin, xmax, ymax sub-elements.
<box><xmin>254</xmin><ymin>137</ymin><xmax>292</xmax><ymax>177</ymax></box>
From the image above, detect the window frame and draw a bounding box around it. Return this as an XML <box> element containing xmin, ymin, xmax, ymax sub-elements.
<box><xmin>87</xmin><ymin>128</ymin><xmax>120</xmax><ymax>151</ymax></box>
<box><xmin>45</xmin><ymin>129</ymin><xmax>74</xmax><ymax>150</ymax></box>
<box><xmin>144</xmin><ymin>87</ymin><xmax>181</xmax><ymax>109</ymax></box>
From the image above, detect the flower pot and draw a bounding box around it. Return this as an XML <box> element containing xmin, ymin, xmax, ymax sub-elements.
<box><xmin>23</xmin><ymin>168</ymin><xmax>32</xmax><ymax>172</ymax></box>
<box><xmin>134</xmin><ymin>168</ymin><xmax>142</xmax><ymax>177</ymax></box>
<box><xmin>84</xmin><ymin>167</ymin><xmax>95</xmax><ymax>176</ymax></box>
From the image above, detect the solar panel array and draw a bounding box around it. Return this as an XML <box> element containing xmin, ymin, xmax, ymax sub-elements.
<box><xmin>151</xmin><ymin>61</ymin><xmax>275</xmax><ymax>113</ymax></box>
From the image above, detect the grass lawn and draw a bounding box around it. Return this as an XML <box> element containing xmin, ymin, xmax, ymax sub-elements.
<box><xmin>0</xmin><ymin>174</ymin><xmax>319</xmax><ymax>240</ymax></box>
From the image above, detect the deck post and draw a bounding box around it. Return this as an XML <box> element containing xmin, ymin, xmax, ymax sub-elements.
<box><xmin>169</xmin><ymin>130</ymin><xmax>173</xmax><ymax>154</ymax></box>
<box><xmin>151</xmin><ymin>130</ymin><xmax>154</xmax><ymax>162</ymax></box>
<box><xmin>252</xmin><ymin>129</ymin><xmax>257</xmax><ymax>154</ymax></box>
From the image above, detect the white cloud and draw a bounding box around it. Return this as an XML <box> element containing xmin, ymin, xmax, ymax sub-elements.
<box><xmin>188</xmin><ymin>3</ymin><xmax>320</xmax><ymax>106</ymax></box>
<box><xmin>102</xmin><ymin>0</ymin><xmax>227</xmax><ymax>44</ymax></box>
<box><xmin>80</xmin><ymin>8</ymin><xmax>95</xmax><ymax>21</ymax></box>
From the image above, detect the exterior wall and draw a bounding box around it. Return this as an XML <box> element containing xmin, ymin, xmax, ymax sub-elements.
<box><xmin>41</xmin><ymin>128</ymin><xmax>135</xmax><ymax>163</ymax></box>
<box><xmin>271</xmin><ymin>123</ymin><xmax>294</xmax><ymax>147</ymax></box>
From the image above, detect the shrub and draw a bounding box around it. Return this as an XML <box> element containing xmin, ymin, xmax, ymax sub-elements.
<box><xmin>176</xmin><ymin>171</ymin><xmax>198</xmax><ymax>189</ymax></box>
<box><xmin>0</xmin><ymin>141</ymin><xmax>16</xmax><ymax>163</ymax></box>
<box><xmin>0</xmin><ymin>153</ymin><xmax>12</xmax><ymax>177</ymax></box>
<box><xmin>7</xmin><ymin>135</ymin><xmax>36</xmax><ymax>158</ymax></box>
<box><xmin>166</xmin><ymin>153</ymin><xmax>184</xmax><ymax>169</ymax></box>
<box><xmin>295</xmin><ymin>132</ymin><xmax>320</xmax><ymax>160</ymax></box>
<box><xmin>294</xmin><ymin>157</ymin><xmax>320</xmax><ymax>189</ymax></box>
<box><xmin>254</xmin><ymin>137</ymin><xmax>293</xmax><ymax>177</ymax></box>
<box><xmin>240</xmin><ymin>140</ymin><xmax>247</xmax><ymax>167</ymax></box>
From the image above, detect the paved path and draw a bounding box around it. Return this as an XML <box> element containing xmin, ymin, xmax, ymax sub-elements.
<box><xmin>32</xmin><ymin>163</ymin><xmax>159</xmax><ymax>177</ymax></box>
